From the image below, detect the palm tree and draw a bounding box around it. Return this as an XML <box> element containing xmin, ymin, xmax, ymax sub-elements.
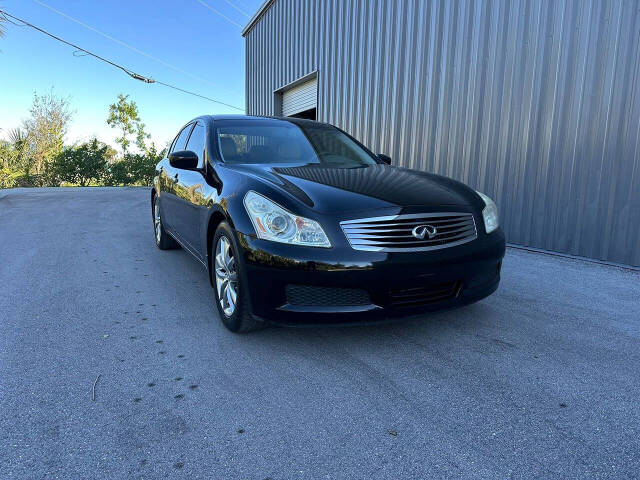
<box><xmin>8</xmin><ymin>127</ymin><xmax>26</xmax><ymax>146</ymax></box>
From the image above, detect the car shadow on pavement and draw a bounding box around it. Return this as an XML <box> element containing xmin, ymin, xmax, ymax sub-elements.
<box><xmin>230</xmin><ymin>301</ymin><xmax>498</xmax><ymax>352</ymax></box>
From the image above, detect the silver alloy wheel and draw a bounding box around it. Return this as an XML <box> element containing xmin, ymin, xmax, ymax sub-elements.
<box><xmin>154</xmin><ymin>201</ymin><xmax>161</xmax><ymax>244</ymax></box>
<box><xmin>215</xmin><ymin>236</ymin><xmax>238</xmax><ymax>317</ymax></box>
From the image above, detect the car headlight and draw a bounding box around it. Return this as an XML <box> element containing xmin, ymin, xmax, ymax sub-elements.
<box><xmin>243</xmin><ymin>191</ymin><xmax>331</xmax><ymax>247</ymax></box>
<box><xmin>476</xmin><ymin>191</ymin><xmax>499</xmax><ymax>234</ymax></box>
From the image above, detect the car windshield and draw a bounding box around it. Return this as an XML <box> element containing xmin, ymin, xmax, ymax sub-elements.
<box><xmin>215</xmin><ymin>121</ymin><xmax>379</xmax><ymax>167</ymax></box>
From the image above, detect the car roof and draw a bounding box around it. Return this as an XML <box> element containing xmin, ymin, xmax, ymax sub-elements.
<box><xmin>199</xmin><ymin>115</ymin><xmax>330</xmax><ymax>128</ymax></box>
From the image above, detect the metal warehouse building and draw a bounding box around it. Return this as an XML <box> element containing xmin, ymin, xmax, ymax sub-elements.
<box><xmin>242</xmin><ymin>0</ymin><xmax>640</xmax><ymax>267</ymax></box>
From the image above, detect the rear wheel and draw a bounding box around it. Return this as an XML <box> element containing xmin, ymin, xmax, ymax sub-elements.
<box><xmin>153</xmin><ymin>195</ymin><xmax>179</xmax><ymax>250</ymax></box>
<box><xmin>212</xmin><ymin>222</ymin><xmax>265</xmax><ymax>333</ymax></box>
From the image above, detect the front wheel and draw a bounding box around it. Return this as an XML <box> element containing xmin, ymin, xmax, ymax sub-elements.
<box><xmin>152</xmin><ymin>195</ymin><xmax>179</xmax><ymax>250</ymax></box>
<box><xmin>212</xmin><ymin>222</ymin><xmax>264</xmax><ymax>333</ymax></box>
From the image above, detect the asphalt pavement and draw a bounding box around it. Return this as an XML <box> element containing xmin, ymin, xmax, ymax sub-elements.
<box><xmin>1</xmin><ymin>187</ymin><xmax>639</xmax><ymax>479</ymax></box>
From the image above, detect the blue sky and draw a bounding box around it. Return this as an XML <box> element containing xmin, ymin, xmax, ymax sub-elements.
<box><xmin>0</xmin><ymin>0</ymin><xmax>263</xmax><ymax>149</ymax></box>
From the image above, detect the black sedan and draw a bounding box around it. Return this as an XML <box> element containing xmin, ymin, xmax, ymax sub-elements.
<box><xmin>152</xmin><ymin>115</ymin><xmax>505</xmax><ymax>332</ymax></box>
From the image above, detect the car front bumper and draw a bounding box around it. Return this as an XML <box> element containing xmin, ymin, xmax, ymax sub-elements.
<box><xmin>236</xmin><ymin>228</ymin><xmax>506</xmax><ymax>325</ymax></box>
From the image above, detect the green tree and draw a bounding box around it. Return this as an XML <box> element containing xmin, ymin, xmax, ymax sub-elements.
<box><xmin>103</xmin><ymin>143</ymin><xmax>118</xmax><ymax>164</ymax></box>
<box><xmin>106</xmin><ymin>94</ymin><xmax>150</xmax><ymax>154</ymax></box>
<box><xmin>23</xmin><ymin>90</ymin><xmax>74</xmax><ymax>182</ymax></box>
<box><xmin>125</xmin><ymin>143</ymin><xmax>165</xmax><ymax>186</ymax></box>
<box><xmin>7</xmin><ymin>127</ymin><xmax>27</xmax><ymax>146</ymax></box>
<box><xmin>0</xmin><ymin>141</ymin><xmax>15</xmax><ymax>170</ymax></box>
<box><xmin>6</xmin><ymin>128</ymin><xmax>28</xmax><ymax>169</ymax></box>
<box><xmin>0</xmin><ymin>128</ymin><xmax>32</xmax><ymax>188</ymax></box>
<box><xmin>50</xmin><ymin>139</ymin><xmax>108</xmax><ymax>186</ymax></box>
<box><xmin>102</xmin><ymin>143</ymin><xmax>164</xmax><ymax>186</ymax></box>
<box><xmin>0</xmin><ymin>141</ymin><xmax>19</xmax><ymax>188</ymax></box>
<box><xmin>0</xmin><ymin>138</ymin><xmax>18</xmax><ymax>170</ymax></box>
<box><xmin>103</xmin><ymin>160</ymin><xmax>131</xmax><ymax>186</ymax></box>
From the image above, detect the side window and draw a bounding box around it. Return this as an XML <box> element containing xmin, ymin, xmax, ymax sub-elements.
<box><xmin>172</xmin><ymin>124</ymin><xmax>194</xmax><ymax>153</ymax></box>
<box><xmin>168</xmin><ymin>136</ymin><xmax>178</xmax><ymax>155</ymax></box>
<box><xmin>185</xmin><ymin>122</ymin><xmax>206</xmax><ymax>166</ymax></box>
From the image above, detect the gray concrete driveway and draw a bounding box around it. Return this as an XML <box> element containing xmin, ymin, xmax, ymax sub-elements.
<box><xmin>1</xmin><ymin>187</ymin><xmax>639</xmax><ymax>480</ymax></box>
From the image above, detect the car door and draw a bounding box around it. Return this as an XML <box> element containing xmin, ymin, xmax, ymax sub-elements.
<box><xmin>171</xmin><ymin>121</ymin><xmax>207</xmax><ymax>256</ymax></box>
<box><xmin>162</xmin><ymin>123</ymin><xmax>194</xmax><ymax>232</ymax></box>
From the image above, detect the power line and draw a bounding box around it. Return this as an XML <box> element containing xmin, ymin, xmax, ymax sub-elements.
<box><xmin>153</xmin><ymin>79</ymin><xmax>243</xmax><ymax>110</ymax></box>
<box><xmin>220</xmin><ymin>0</ymin><xmax>251</xmax><ymax>18</ymax></box>
<box><xmin>0</xmin><ymin>11</ymin><xmax>138</xmax><ymax>79</ymax></box>
<box><xmin>227</xmin><ymin>0</ymin><xmax>253</xmax><ymax>11</ymax></box>
<box><xmin>0</xmin><ymin>10</ymin><xmax>244</xmax><ymax>111</ymax></box>
<box><xmin>32</xmin><ymin>0</ymin><xmax>219</xmax><ymax>89</ymax></box>
<box><xmin>195</xmin><ymin>0</ymin><xmax>243</xmax><ymax>28</ymax></box>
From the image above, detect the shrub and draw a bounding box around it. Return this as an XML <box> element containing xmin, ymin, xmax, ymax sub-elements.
<box><xmin>49</xmin><ymin>139</ymin><xmax>108</xmax><ymax>187</ymax></box>
<box><xmin>103</xmin><ymin>160</ymin><xmax>131</xmax><ymax>186</ymax></box>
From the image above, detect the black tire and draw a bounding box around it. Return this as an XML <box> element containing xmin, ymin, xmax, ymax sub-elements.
<box><xmin>152</xmin><ymin>195</ymin><xmax>179</xmax><ymax>250</ymax></box>
<box><xmin>212</xmin><ymin>222</ymin><xmax>265</xmax><ymax>333</ymax></box>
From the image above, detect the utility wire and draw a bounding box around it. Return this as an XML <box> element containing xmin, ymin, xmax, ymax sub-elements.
<box><xmin>0</xmin><ymin>11</ymin><xmax>140</xmax><ymax>79</ymax></box>
<box><xmin>195</xmin><ymin>0</ymin><xmax>243</xmax><ymax>28</ymax></box>
<box><xmin>226</xmin><ymin>0</ymin><xmax>253</xmax><ymax>11</ymax></box>
<box><xmin>0</xmin><ymin>10</ymin><xmax>244</xmax><ymax>111</ymax></box>
<box><xmin>153</xmin><ymin>79</ymin><xmax>242</xmax><ymax>110</ymax></box>
<box><xmin>33</xmin><ymin>0</ymin><xmax>219</xmax><ymax>89</ymax></box>
<box><xmin>220</xmin><ymin>0</ymin><xmax>251</xmax><ymax>18</ymax></box>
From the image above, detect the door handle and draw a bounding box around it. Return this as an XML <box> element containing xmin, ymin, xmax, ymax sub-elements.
<box><xmin>173</xmin><ymin>173</ymin><xmax>179</xmax><ymax>183</ymax></box>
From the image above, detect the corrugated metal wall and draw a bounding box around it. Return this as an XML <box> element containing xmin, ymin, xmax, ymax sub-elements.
<box><xmin>245</xmin><ymin>0</ymin><xmax>640</xmax><ymax>266</ymax></box>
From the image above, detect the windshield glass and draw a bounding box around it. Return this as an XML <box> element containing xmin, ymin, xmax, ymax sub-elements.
<box><xmin>216</xmin><ymin>121</ymin><xmax>379</xmax><ymax>167</ymax></box>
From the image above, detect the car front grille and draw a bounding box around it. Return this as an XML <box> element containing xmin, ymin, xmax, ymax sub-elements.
<box><xmin>389</xmin><ymin>281</ymin><xmax>462</xmax><ymax>307</ymax></box>
<box><xmin>285</xmin><ymin>285</ymin><xmax>372</xmax><ymax>307</ymax></box>
<box><xmin>340</xmin><ymin>212</ymin><xmax>478</xmax><ymax>252</ymax></box>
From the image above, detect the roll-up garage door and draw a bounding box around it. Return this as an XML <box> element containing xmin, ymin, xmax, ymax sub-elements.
<box><xmin>282</xmin><ymin>77</ymin><xmax>317</xmax><ymax>117</ymax></box>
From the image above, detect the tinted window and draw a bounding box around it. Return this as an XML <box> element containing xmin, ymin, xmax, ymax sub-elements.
<box><xmin>216</xmin><ymin>121</ymin><xmax>378</xmax><ymax>167</ymax></box>
<box><xmin>186</xmin><ymin>122</ymin><xmax>206</xmax><ymax>165</ymax></box>
<box><xmin>168</xmin><ymin>137</ymin><xmax>177</xmax><ymax>154</ymax></box>
<box><xmin>172</xmin><ymin>124</ymin><xmax>194</xmax><ymax>153</ymax></box>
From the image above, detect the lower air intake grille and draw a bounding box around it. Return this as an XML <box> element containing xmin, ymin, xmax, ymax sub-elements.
<box><xmin>286</xmin><ymin>285</ymin><xmax>371</xmax><ymax>307</ymax></box>
<box><xmin>389</xmin><ymin>281</ymin><xmax>462</xmax><ymax>307</ymax></box>
<box><xmin>341</xmin><ymin>212</ymin><xmax>478</xmax><ymax>252</ymax></box>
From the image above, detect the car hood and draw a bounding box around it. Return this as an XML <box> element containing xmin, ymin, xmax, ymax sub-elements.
<box><xmin>225</xmin><ymin>163</ymin><xmax>475</xmax><ymax>214</ymax></box>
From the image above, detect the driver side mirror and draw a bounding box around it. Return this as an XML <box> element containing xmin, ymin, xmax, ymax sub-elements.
<box><xmin>169</xmin><ymin>150</ymin><xmax>199</xmax><ymax>170</ymax></box>
<box><xmin>378</xmin><ymin>154</ymin><xmax>392</xmax><ymax>165</ymax></box>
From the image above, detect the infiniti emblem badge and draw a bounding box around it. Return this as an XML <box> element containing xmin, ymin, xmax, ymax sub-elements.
<box><xmin>412</xmin><ymin>224</ymin><xmax>438</xmax><ymax>240</ymax></box>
